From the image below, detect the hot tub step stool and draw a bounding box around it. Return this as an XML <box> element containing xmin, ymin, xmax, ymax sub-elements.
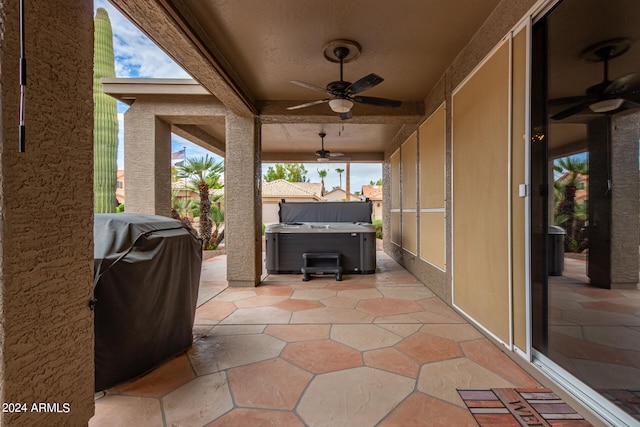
<box><xmin>301</xmin><ymin>252</ymin><xmax>343</xmax><ymax>281</ymax></box>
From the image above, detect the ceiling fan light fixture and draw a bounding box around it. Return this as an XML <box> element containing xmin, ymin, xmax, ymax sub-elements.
<box><xmin>329</xmin><ymin>99</ymin><xmax>353</xmax><ymax>113</ymax></box>
<box><xmin>589</xmin><ymin>98</ymin><xmax>624</xmax><ymax>113</ymax></box>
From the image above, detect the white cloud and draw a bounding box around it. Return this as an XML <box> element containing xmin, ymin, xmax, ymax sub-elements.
<box><xmin>94</xmin><ymin>1</ymin><xmax>190</xmax><ymax>79</ymax></box>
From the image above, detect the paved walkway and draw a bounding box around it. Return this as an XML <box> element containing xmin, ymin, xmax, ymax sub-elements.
<box><xmin>90</xmin><ymin>252</ymin><xmax>565</xmax><ymax>426</ymax></box>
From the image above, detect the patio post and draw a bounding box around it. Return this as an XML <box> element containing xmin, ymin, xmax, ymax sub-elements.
<box><xmin>588</xmin><ymin>114</ymin><xmax>640</xmax><ymax>289</ymax></box>
<box><xmin>123</xmin><ymin>108</ymin><xmax>172</xmax><ymax>217</ymax></box>
<box><xmin>225</xmin><ymin>113</ymin><xmax>262</xmax><ymax>286</ymax></box>
<box><xmin>0</xmin><ymin>0</ymin><xmax>95</xmax><ymax>424</ymax></box>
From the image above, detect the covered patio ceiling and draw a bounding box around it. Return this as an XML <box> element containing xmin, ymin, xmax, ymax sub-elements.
<box><xmin>108</xmin><ymin>0</ymin><xmax>640</xmax><ymax>160</ymax></box>
<box><xmin>108</xmin><ymin>0</ymin><xmax>502</xmax><ymax>161</ymax></box>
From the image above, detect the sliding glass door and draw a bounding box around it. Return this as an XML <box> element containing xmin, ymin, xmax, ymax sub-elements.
<box><xmin>531</xmin><ymin>1</ymin><xmax>640</xmax><ymax>424</ymax></box>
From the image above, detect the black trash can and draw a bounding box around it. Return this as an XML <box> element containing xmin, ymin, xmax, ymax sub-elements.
<box><xmin>547</xmin><ymin>225</ymin><xmax>566</xmax><ymax>276</ymax></box>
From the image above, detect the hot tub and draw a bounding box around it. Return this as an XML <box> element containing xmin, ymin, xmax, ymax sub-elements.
<box><xmin>266</xmin><ymin>200</ymin><xmax>377</xmax><ymax>276</ymax></box>
<box><xmin>265</xmin><ymin>221</ymin><xmax>376</xmax><ymax>274</ymax></box>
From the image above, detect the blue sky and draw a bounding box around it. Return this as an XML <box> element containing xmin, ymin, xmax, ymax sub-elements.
<box><xmin>94</xmin><ymin>1</ymin><xmax>381</xmax><ymax>191</ymax></box>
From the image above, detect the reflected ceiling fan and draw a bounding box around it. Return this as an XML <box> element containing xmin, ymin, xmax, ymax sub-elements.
<box><xmin>550</xmin><ymin>38</ymin><xmax>640</xmax><ymax>120</ymax></box>
<box><xmin>315</xmin><ymin>132</ymin><xmax>348</xmax><ymax>162</ymax></box>
<box><xmin>288</xmin><ymin>41</ymin><xmax>402</xmax><ymax>120</ymax></box>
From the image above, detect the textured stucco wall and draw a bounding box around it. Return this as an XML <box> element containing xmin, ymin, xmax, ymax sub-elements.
<box><xmin>123</xmin><ymin>96</ymin><xmax>227</xmax><ymax>216</ymax></box>
<box><xmin>610</xmin><ymin>113</ymin><xmax>640</xmax><ymax>288</ymax></box>
<box><xmin>124</xmin><ymin>108</ymin><xmax>172</xmax><ymax>216</ymax></box>
<box><xmin>225</xmin><ymin>114</ymin><xmax>262</xmax><ymax>286</ymax></box>
<box><xmin>589</xmin><ymin>114</ymin><xmax>640</xmax><ymax>289</ymax></box>
<box><xmin>383</xmin><ymin>0</ymin><xmax>537</xmax><ymax>303</ymax></box>
<box><xmin>0</xmin><ymin>0</ymin><xmax>95</xmax><ymax>425</ymax></box>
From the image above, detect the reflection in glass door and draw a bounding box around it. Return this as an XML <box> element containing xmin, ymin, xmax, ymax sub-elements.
<box><xmin>531</xmin><ymin>0</ymin><xmax>640</xmax><ymax>424</ymax></box>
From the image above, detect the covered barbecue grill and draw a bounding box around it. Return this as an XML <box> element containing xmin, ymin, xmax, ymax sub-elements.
<box><xmin>93</xmin><ymin>213</ymin><xmax>202</xmax><ymax>391</ymax></box>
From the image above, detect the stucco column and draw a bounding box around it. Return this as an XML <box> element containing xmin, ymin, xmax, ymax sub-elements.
<box><xmin>0</xmin><ymin>0</ymin><xmax>95</xmax><ymax>425</ymax></box>
<box><xmin>225</xmin><ymin>113</ymin><xmax>262</xmax><ymax>287</ymax></box>
<box><xmin>123</xmin><ymin>107</ymin><xmax>172</xmax><ymax>216</ymax></box>
<box><xmin>588</xmin><ymin>114</ymin><xmax>639</xmax><ymax>289</ymax></box>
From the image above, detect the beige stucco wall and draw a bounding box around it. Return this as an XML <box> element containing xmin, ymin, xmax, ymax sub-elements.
<box><xmin>124</xmin><ymin>96</ymin><xmax>226</xmax><ymax>217</ymax></box>
<box><xmin>383</xmin><ymin>0</ymin><xmax>536</xmax><ymax>305</ymax></box>
<box><xmin>0</xmin><ymin>0</ymin><xmax>95</xmax><ymax>425</ymax></box>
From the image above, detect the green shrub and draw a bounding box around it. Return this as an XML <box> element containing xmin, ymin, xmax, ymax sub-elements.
<box><xmin>372</xmin><ymin>219</ymin><xmax>383</xmax><ymax>239</ymax></box>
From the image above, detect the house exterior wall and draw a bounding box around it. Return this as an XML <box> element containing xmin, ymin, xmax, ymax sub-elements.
<box><xmin>0</xmin><ymin>0</ymin><xmax>95</xmax><ymax>425</ymax></box>
<box><xmin>384</xmin><ymin>0</ymin><xmax>536</xmax><ymax>339</ymax></box>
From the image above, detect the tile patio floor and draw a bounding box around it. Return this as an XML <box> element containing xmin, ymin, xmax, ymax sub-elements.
<box><xmin>90</xmin><ymin>251</ymin><xmax>550</xmax><ymax>427</ymax></box>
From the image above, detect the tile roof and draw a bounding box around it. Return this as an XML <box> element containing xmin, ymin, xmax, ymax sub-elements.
<box><xmin>262</xmin><ymin>179</ymin><xmax>323</xmax><ymax>199</ymax></box>
<box><xmin>361</xmin><ymin>185</ymin><xmax>383</xmax><ymax>200</ymax></box>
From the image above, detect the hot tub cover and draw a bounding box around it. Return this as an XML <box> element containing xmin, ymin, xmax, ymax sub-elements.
<box><xmin>93</xmin><ymin>213</ymin><xmax>202</xmax><ymax>391</ymax></box>
<box><xmin>279</xmin><ymin>200</ymin><xmax>372</xmax><ymax>223</ymax></box>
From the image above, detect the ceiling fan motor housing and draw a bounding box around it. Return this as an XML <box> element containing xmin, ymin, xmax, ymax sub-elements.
<box><xmin>327</xmin><ymin>80</ymin><xmax>351</xmax><ymax>96</ymax></box>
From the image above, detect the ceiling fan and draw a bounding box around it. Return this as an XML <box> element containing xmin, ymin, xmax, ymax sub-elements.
<box><xmin>315</xmin><ymin>132</ymin><xmax>348</xmax><ymax>162</ymax></box>
<box><xmin>550</xmin><ymin>38</ymin><xmax>640</xmax><ymax>120</ymax></box>
<box><xmin>287</xmin><ymin>43</ymin><xmax>402</xmax><ymax>120</ymax></box>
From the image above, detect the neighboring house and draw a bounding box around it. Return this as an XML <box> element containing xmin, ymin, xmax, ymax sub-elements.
<box><xmin>361</xmin><ymin>184</ymin><xmax>383</xmax><ymax>221</ymax></box>
<box><xmin>324</xmin><ymin>188</ymin><xmax>359</xmax><ymax>202</ymax></box>
<box><xmin>262</xmin><ymin>179</ymin><xmax>324</xmax><ymax>224</ymax></box>
<box><xmin>116</xmin><ymin>169</ymin><xmax>125</xmax><ymax>205</ymax></box>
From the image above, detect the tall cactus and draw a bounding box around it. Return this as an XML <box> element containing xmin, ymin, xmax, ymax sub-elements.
<box><xmin>93</xmin><ymin>8</ymin><xmax>118</xmax><ymax>213</ymax></box>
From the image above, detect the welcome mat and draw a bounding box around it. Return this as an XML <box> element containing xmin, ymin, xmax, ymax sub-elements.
<box><xmin>457</xmin><ymin>388</ymin><xmax>593</xmax><ymax>426</ymax></box>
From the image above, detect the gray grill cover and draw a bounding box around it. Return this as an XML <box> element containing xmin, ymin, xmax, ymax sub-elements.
<box><xmin>279</xmin><ymin>200</ymin><xmax>372</xmax><ymax>223</ymax></box>
<box><xmin>93</xmin><ymin>213</ymin><xmax>202</xmax><ymax>391</ymax></box>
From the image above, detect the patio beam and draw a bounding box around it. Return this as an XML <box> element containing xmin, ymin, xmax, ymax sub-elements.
<box><xmin>109</xmin><ymin>0</ymin><xmax>257</xmax><ymax>118</ymax></box>
<box><xmin>258</xmin><ymin>100</ymin><xmax>425</xmax><ymax>125</ymax></box>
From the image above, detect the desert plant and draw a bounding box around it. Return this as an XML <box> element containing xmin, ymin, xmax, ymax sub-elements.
<box><xmin>93</xmin><ymin>8</ymin><xmax>119</xmax><ymax>213</ymax></box>
<box><xmin>372</xmin><ymin>219</ymin><xmax>383</xmax><ymax>239</ymax></box>
<box><xmin>176</xmin><ymin>155</ymin><xmax>223</xmax><ymax>248</ymax></box>
<box><xmin>553</xmin><ymin>156</ymin><xmax>588</xmax><ymax>252</ymax></box>
<box><xmin>208</xmin><ymin>205</ymin><xmax>225</xmax><ymax>249</ymax></box>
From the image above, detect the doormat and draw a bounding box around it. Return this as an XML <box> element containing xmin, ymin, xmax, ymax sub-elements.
<box><xmin>457</xmin><ymin>388</ymin><xmax>593</xmax><ymax>426</ymax></box>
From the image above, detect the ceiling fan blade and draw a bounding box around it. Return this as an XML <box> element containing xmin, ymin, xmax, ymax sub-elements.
<box><xmin>352</xmin><ymin>95</ymin><xmax>402</xmax><ymax>108</ymax></box>
<box><xmin>548</xmin><ymin>95</ymin><xmax>589</xmax><ymax>106</ymax></box>
<box><xmin>287</xmin><ymin>99</ymin><xmax>330</xmax><ymax>110</ymax></box>
<box><xmin>290</xmin><ymin>80</ymin><xmax>330</xmax><ymax>94</ymax></box>
<box><xmin>317</xmin><ymin>156</ymin><xmax>350</xmax><ymax>162</ymax></box>
<box><xmin>621</xmin><ymin>99</ymin><xmax>640</xmax><ymax>110</ymax></box>
<box><xmin>621</xmin><ymin>89</ymin><xmax>640</xmax><ymax>103</ymax></box>
<box><xmin>328</xmin><ymin>152</ymin><xmax>344</xmax><ymax>157</ymax></box>
<box><xmin>345</xmin><ymin>73</ymin><xmax>384</xmax><ymax>95</ymax></box>
<box><xmin>550</xmin><ymin>100</ymin><xmax>593</xmax><ymax>120</ymax></box>
<box><xmin>604</xmin><ymin>73</ymin><xmax>640</xmax><ymax>96</ymax></box>
<box><xmin>339</xmin><ymin>111</ymin><xmax>353</xmax><ymax>120</ymax></box>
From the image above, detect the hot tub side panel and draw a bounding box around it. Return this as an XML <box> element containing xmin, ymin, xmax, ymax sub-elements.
<box><xmin>265</xmin><ymin>230</ymin><xmax>376</xmax><ymax>274</ymax></box>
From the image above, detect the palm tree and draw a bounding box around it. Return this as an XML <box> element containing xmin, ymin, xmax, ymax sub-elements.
<box><xmin>553</xmin><ymin>156</ymin><xmax>588</xmax><ymax>252</ymax></box>
<box><xmin>335</xmin><ymin>168</ymin><xmax>345</xmax><ymax>188</ymax></box>
<box><xmin>317</xmin><ymin>168</ymin><xmax>328</xmax><ymax>195</ymax></box>
<box><xmin>209</xmin><ymin>201</ymin><xmax>225</xmax><ymax>249</ymax></box>
<box><xmin>176</xmin><ymin>155</ymin><xmax>224</xmax><ymax>249</ymax></box>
